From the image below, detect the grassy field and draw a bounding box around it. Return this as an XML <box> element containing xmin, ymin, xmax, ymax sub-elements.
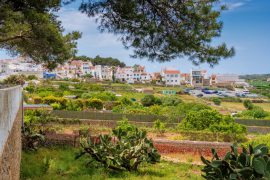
<box><xmin>21</xmin><ymin>147</ymin><xmax>202</xmax><ymax>180</ymax></box>
<box><xmin>216</xmin><ymin>102</ymin><xmax>270</xmax><ymax>113</ymax></box>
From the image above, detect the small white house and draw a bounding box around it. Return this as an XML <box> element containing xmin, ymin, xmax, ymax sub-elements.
<box><xmin>161</xmin><ymin>69</ymin><xmax>181</xmax><ymax>86</ymax></box>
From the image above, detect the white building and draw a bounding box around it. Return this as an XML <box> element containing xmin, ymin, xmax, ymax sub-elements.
<box><xmin>55</xmin><ymin>60</ymin><xmax>93</xmax><ymax>79</ymax></box>
<box><xmin>115</xmin><ymin>65</ymin><xmax>148</xmax><ymax>83</ymax></box>
<box><xmin>215</xmin><ymin>74</ymin><xmax>240</xmax><ymax>83</ymax></box>
<box><xmin>91</xmin><ymin>65</ymin><xmax>112</xmax><ymax>80</ymax></box>
<box><xmin>115</xmin><ymin>66</ymin><xmax>135</xmax><ymax>83</ymax></box>
<box><xmin>141</xmin><ymin>73</ymin><xmax>152</xmax><ymax>83</ymax></box>
<box><xmin>161</xmin><ymin>69</ymin><xmax>181</xmax><ymax>86</ymax></box>
<box><xmin>0</xmin><ymin>58</ymin><xmax>43</xmax><ymax>78</ymax></box>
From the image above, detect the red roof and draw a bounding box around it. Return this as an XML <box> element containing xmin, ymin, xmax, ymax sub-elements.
<box><xmin>164</xmin><ymin>70</ymin><xmax>180</xmax><ymax>74</ymax></box>
<box><xmin>70</xmin><ymin>60</ymin><xmax>83</xmax><ymax>67</ymax></box>
<box><xmin>181</xmin><ymin>73</ymin><xmax>190</xmax><ymax>77</ymax></box>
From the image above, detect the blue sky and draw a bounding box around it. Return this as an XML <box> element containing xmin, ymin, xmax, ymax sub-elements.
<box><xmin>1</xmin><ymin>0</ymin><xmax>269</xmax><ymax>74</ymax></box>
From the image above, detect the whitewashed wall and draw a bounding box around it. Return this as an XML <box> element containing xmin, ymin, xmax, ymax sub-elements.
<box><xmin>0</xmin><ymin>86</ymin><xmax>22</xmax><ymax>155</ymax></box>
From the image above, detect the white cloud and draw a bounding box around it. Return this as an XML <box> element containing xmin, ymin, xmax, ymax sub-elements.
<box><xmin>58</xmin><ymin>8</ymin><xmax>97</xmax><ymax>33</ymax></box>
<box><xmin>227</xmin><ymin>2</ymin><xmax>245</xmax><ymax>10</ymax></box>
<box><xmin>223</xmin><ymin>0</ymin><xmax>252</xmax><ymax>11</ymax></box>
<box><xmin>58</xmin><ymin>7</ymin><xmax>123</xmax><ymax>51</ymax></box>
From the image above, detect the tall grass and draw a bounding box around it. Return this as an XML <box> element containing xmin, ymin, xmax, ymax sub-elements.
<box><xmin>21</xmin><ymin>146</ymin><xmax>202</xmax><ymax>180</ymax></box>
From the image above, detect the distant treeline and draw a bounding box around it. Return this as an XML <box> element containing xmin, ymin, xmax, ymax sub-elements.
<box><xmin>74</xmin><ymin>55</ymin><xmax>126</xmax><ymax>67</ymax></box>
<box><xmin>240</xmin><ymin>74</ymin><xmax>270</xmax><ymax>81</ymax></box>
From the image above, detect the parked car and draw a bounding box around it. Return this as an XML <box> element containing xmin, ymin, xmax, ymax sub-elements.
<box><xmin>184</xmin><ymin>89</ymin><xmax>191</xmax><ymax>94</ymax></box>
<box><xmin>196</xmin><ymin>93</ymin><xmax>204</xmax><ymax>97</ymax></box>
<box><xmin>236</xmin><ymin>93</ymin><xmax>246</xmax><ymax>97</ymax></box>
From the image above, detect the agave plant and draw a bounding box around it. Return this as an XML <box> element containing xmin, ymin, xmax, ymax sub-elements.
<box><xmin>201</xmin><ymin>144</ymin><xmax>270</xmax><ymax>180</ymax></box>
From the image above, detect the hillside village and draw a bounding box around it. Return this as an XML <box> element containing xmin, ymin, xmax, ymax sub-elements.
<box><xmin>1</xmin><ymin>1</ymin><xmax>270</xmax><ymax>180</ymax></box>
<box><xmin>0</xmin><ymin>57</ymin><xmax>248</xmax><ymax>88</ymax></box>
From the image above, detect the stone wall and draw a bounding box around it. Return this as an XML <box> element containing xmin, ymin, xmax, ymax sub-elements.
<box><xmin>0</xmin><ymin>86</ymin><xmax>22</xmax><ymax>180</ymax></box>
<box><xmin>153</xmin><ymin>139</ymin><xmax>231</xmax><ymax>157</ymax></box>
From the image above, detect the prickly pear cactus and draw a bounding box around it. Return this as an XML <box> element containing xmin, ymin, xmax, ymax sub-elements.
<box><xmin>201</xmin><ymin>144</ymin><xmax>270</xmax><ymax>180</ymax></box>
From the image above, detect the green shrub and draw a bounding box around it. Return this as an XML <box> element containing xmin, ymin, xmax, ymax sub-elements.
<box><xmin>212</xmin><ymin>97</ymin><xmax>221</xmax><ymax>105</ymax></box>
<box><xmin>115</xmin><ymin>118</ymin><xmax>136</xmax><ymax>133</ymax></box>
<box><xmin>58</xmin><ymin>84</ymin><xmax>69</xmax><ymax>91</ymax></box>
<box><xmin>243</xmin><ymin>99</ymin><xmax>254</xmax><ymax>110</ymax></box>
<box><xmin>201</xmin><ymin>144</ymin><xmax>270</xmax><ymax>179</ymax></box>
<box><xmin>23</xmin><ymin>110</ymin><xmax>57</xmax><ymax>150</ymax></box>
<box><xmin>81</xmin><ymin>91</ymin><xmax>116</xmax><ymax>101</ymax></box>
<box><xmin>180</xmin><ymin>109</ymin><xmax>223</xmax><ymax>131</ymax></box>
<box><xmin>42</xmin><ymin>96</ymin><xmax>67</xmax><ymax>108</ymax></box>
<box><xmin>81</xmin><ymin>93</ymin><xmax>91</xmax><ymax>99</ymax></box>
<box><xmin>120</xmin><ymin>97</ymin><xmax>133</xmax><ymax>105</ymax></box>
<box><xmin>66</xmin><ymin>100</ymin><xmax>84</xmax><ymax>111</ymax></box>
<box><xmin>247</xmin><ymin>134</ymin><xmax>270</xmax><ymax>148</ymax></box>
<box><xmin>25</xmin><ymin>85</ymin><xmax>35</xmax><ymax>93</ymax></box>
<box><xmin>161</xmin><ymin>96</ymin><xmax>182</xmax><ymax>106</ymax></box>
<box><xmin>221</xmin><ymin>97</ymin><xmax>242</xmax><ymax>103</ymax></box>
<box><xmin>175</xmin><ymin>130</ymin><xmax>247</xmax><ymax>142</ymax></box>
<box><xmin>141</xmin><ymin>95</ymin><xmax>161</xmax><ymax>107</ymax></box>
<box><xmin>86</xmin><ymin>98</ymin><xmax>103</xmax><ymax>110</ymax></box>
<box><xmin>238</xmin><ymin>106</ymin><xmax>269</xmax><ymax>119</ymax></box>
<box><xmin>180</xmin><ymin>109</ymin><xmax>246</xmax><ymax>134</ymax></box>
<box><xmin>3</xmin><ymin>74</ymin><xmax>26</xmax><ymax>85</ymax></box>
<box><xmin>149</xmin><ymin>105</ymin><xmax>163</xmax><ymax>115</ymax></box>
<box><xmin>27</xmin><ymin>75</ymin><xmax>38</xmax><ymax>80</ymax></box>
<box><xmin>33</xmin><ymin>96</ymin><xmax>42</xmax><ymax>104</ymax></box>
<box><xmin>51</xmin><ymin>103</ymin><xmax>62</xmax><ymax>110</ymax></box>
<box><xmin>76</xmin><ymin>121</ymin><xmax>160</xmax><ymax>171</ymax></box>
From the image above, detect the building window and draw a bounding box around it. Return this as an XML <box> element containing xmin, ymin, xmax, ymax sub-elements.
<box><xmin>175</xmin><ymin>74</ymin><xmax>178</xmax><ymax>77</ymax></box>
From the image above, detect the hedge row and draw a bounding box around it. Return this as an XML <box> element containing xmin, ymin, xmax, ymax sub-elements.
<box><xmin>51</xmin><ymin>110</ymin><xmax>172</xmax><ymax>122</ymax></box>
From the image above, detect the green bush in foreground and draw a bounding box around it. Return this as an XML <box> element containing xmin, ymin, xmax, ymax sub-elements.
<box><xmin>201</xmin><ymin>144</ymin><xmax>270</xmax><ymax>179</ymax></box>
<box><xmin>76</xmin><ymin>120</ymin><xmax>160</xmax><ymax>171</ymax></box>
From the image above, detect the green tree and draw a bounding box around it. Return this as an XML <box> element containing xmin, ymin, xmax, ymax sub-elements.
<box><xmin>79</xmin><ymin>0</ymin><xmax>234</xmax><ymax>65</ymax></box>
<box><xmin>153</xmin><ymin>119</ymin><xmax>166</xmax><ymax>135</ymax></box>
<box><xmin>0</xmin><ymin>0</ymin><xmax>81</xmax><ymax>70</ymax></box>
<box><xmin>75</xmin><ymin>55</ymin><xmax>126</xmax><ymax>67</ymax></box>
<box><xmin>112</xmin><ymin>66</ymin><xmax>116</xmax><ymax>82</ymax></box>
